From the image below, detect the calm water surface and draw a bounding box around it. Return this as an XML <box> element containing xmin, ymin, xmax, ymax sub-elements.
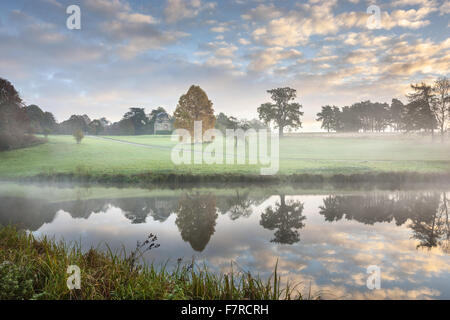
<box><xmin>1</xmin><ymin>182</ymin><xmax>449</xmax><ymax>299</ymax></box>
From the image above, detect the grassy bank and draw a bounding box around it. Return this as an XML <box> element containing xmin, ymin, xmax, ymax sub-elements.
<box><xmin>0</xmin><ymin>226</ymin><xmax>309</xmax><ymax>300</ymax></box>
<box><xmin>0</xmin><ymin>135</ymin><xmax>450</xmax><ymax>181</ymax></box>
<box><xmin>9</xmin><ymin>171</ymin><xmax>450</xmax><ymax>188</ymax></box>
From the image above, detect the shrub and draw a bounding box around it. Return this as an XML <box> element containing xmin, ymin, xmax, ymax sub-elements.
<box><xmin>73</xmin><ymin>130</ymin><xmax>84</xmax><ymax>144</ymax></box>
<box><xmin>43</xmin><ymin>128</ymin><xmax>51</xmax><ymax>138</ymax></box>
<box><xmin>0</xmin><ymin>261</ymin><xmax>34</xmax><ymax>300</ymax></box>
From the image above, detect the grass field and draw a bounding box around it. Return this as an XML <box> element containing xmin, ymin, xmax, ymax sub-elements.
<box><xmin>1</xmin><ymin>134</ymin><xmax>450</xmax><ymax>180</ymax></box>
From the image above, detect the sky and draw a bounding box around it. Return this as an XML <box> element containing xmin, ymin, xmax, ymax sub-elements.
<box><xmin>0</xmin><ymin>0</ymin><xmax>449</xmax><ymax>131</ymax></box>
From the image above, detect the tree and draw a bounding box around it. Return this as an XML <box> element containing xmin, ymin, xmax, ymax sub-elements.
<box><xmin>246</xmin><ymin>118</ymin><xmax>268</xmax><ymax>130</ymax></box>
<box><xmin>215</xmin><ymin>112</ymin><xmax>239</xmax><ymax>132</ymax></box>
<box><xmin>0</xmin><ymin>78</ymin><xmax>33</xmax><ymax>150</ymax></box>
<box><xmin>118</xmin><ymin>118</ymin><xmax>135</xmax><ymax>135</ymax></box>
<box><xmin>431</xmin><ymin>77</ymin><xmax>450</xmax><ymax>140</ymax></box>
<box><xmin>25</xmin><ymin>105</ymin><xmax>45</xmax><ymax>133</ymax></box>
<box><xmin>258</xmin><ymin>87</ymin><xmax>303</xmax><ymax>137</ymax></box>
<box><xmin>0</xmin><ymin>78</ymin><xmax>22</xmax><ymax>106</ymax></box>
<box><xmin>390</xmin><ymin>99</ymin><xmax>405</xmax><ymax>131</ymax></box>
<box><xmin>316</xmin><ymin>105</ymin><xmax>335</xmax><ymax>132</ymax></box>
<box><xmin>88</xmin><ymin>119</ymin><xmax>104</xmax><ymax>135</ymax></box>
<box><xmin>58</xmin><ymin>115</ymin><xmax>90</xmax><ymax>134</ymax></box>
<box><xmin>407</xmin><ymin>82</ymin><xmax>437</xmax><ymax>136</ymax></box>
<box><xmin>73</xmin><ymin>129</ymin><xmax>84</xmax><ymax>144</ymax></box>
<box><xmin>123</xmin><ymin>108</ymin><xmax>149</xmax><ymax>135</ymax></box>
<box><xmin>338</xmin><ymin>106</ymin><xmax>361</xmax><ymax>132</ymax></box>
<box><xmin>43</xmin><ymin>127</ymin><xmax>51</xmax><ymax>138</ymax></box>
<box><xmin>43</xmin><ymin>111</ymin><xmax>57</xmax><ymax>133</ymax></box>
<box><xmin>259</xmin><ymin>195</ymin><xmax>306</xmax><ymax>244</ymax></box>
<box><xmin>173</xmin><ymin>85</ymin><xmax>215</xmax><ymax>141</ymax></box>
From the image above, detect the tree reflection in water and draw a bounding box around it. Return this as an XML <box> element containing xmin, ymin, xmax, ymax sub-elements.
<box><xmin>0</xmin><ymin>188</ymin><xmax>449</xmax><ymax>253</ymax></box>
<box><xmin>175</xmin><ymin>193</ymin><xmax>218</xmax><ymax>252</ymax></box>
<box><xmin>259</xmin><ymin>195</ymin><xmax>306</xmax><ymax>244</ymax></box>
<box><xmin>319</xmin><ymin>192</ymin><xmax>450</xmax><ymax>252</ymax></box>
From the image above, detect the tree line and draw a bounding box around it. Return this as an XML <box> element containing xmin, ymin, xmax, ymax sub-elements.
<box><xmin>0</xmin><ymin>80</ymin><xmax>266</xmax><ymax>149</ymax></box>
<box><xmin>316</xmin><ymin>77</ymin><xmax>450</xmax><ymax>138</ymax></box>
<box><xmin>1</xmin><ymin>75</ymin><xmax>448</xmax><ymax>150</ymax></box>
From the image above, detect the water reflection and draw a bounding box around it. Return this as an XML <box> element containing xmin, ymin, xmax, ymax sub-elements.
<box><xmin>1</xmin><ymin>184</ymin><xmax>450</xmax><ymax>299</ymax></box>
<box><xmin>1</xmin><ymin>189</ymin><xmax>449</xmax><ymax>254</ymax></box>
<box><xmin>319</xmin><ymin>192</ymin><xmax>450</xmax><ymax>252</ymax></box>
<box><xmin>175</xmin><ymin>193</ymin><xmax>218</xmax><ymax>252</ymax></box>
<box><xmin>260</xmin><ymin>195</ymin><xmax>305</xmax><ymax>244</ymax></box>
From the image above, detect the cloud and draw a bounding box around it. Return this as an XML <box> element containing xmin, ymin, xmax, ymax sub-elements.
<box><xmin>164</xmin><ymin>0</ymin><xmax>217</xmax><ymax>23</ymax></box>
<box><xmin>241</xmin><ymin>4</ymin><xmax>282</xmax><ymax>21</ymax></box>
<box><xmin>440</xmin><ymin>1</ymin><xmax>450</xmax><ymax>15</ymax></box>
<box><xmin>1</xmin><ymin>0</ymin><xmax>448</xmax><ymax>130</ymax></box>
<box><xmin>248</xmin><ymin>47</ymin><xmax>302</xmax><ymax>72</ymax></box>
<box><xmin>238</xmin><ymin>38</ymin><xmax>251</xmax><ymax>45</ymax></box>
<box><xmin>249</xmin><ymin>0</ymin><xmax>437</xmax><ymax>48</ymax></box>
<box><xmin>210</xmin><ymin>26</ymin><xmax>229</xmax><ymax>33</ymax></box>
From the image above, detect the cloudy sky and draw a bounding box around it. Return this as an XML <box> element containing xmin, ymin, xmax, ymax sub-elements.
<box><xmin>0</xmin><ymin>0</ymin><xmax>449</xmax><ymax>131</ymax></box>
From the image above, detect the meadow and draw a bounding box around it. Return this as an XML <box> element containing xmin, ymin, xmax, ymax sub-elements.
<box><xmin>0</xmin><ymin>133</ymin><xmax>450</xmax><ymax>181</ymax></box>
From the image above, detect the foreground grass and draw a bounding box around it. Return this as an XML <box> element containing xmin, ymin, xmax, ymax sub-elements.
<box><xmin>1</xmin><ymin>134</ymin><xmax>450</xmax><ymax>181</ymax></box>
<box><xmin>0</xmin><ymin>226</ymin><xmax>309</xmax><ymax>300</ymax></box>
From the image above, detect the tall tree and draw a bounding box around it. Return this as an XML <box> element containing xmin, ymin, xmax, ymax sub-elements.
<box><xmin>0</xmin><ymin>78</ymin><xmax>32</xmax><ymax>150</ymax></box>
<box><xmin>431</xmin><ymin>77</ymin><xmax>450</xmax><ymax>140</ymax></box>
<box><xmin>123</xmin><ymin>107</ymin><xmax>149</xmax><ymax>135</ymax></box>
<box><xmin>174</xmin><ymin>85</ymin><xmax>215</xmax><ymax>141</ymax></box>
<box><xmin>316</xmin><ymin>105</ymin><xmax>335</xmax><ymax>132</ymax></box>
<box><xmin>25</xmin><ymin>105</ymin><xmax>45</xmax><ymax>133</ymax></box>
<box><xmin>0</xmin><ymin>78</ymin><xmax>22</xmax><ymax>106</ymax></box>
<box><xmin>258</xmin><ymin>87</ymin><xmax>303</xmax><ymax>137</ymax></box>
<box><xmin>407</xmin><ymin>82</ymin><xmax>437</xmax><ymax>136</ymax></box>
<box><xmin>338</xmin><ymin>106</ymin><xmax>361</xmax><ymax>132</ymax></box>
<box><xmin>390</xmin><ymin>99</ymin><xmax>405</xmax><ymax>131</ymax></box>
<box><xmin>43</xmin><ymin>111</ymin><xmax>57</xmax><ymax>132</ymax></box>
<box><xmin>88</xmin><ymin>119</ymin><xmax>104</xmax><ymax>135</ymax></box>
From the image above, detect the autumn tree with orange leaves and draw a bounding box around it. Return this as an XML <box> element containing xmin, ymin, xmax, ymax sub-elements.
<box><xmin>173</xmin><ymin>85</ymin><xmax>215</xmax><ymax>142</ymax></box>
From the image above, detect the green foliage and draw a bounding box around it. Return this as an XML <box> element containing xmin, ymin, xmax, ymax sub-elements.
<box><xmin>0</xmin><ymin>78</ymin><xmax>22</xmax><ymax>105</ymax></box>
<box><xmin>43</xmin><ymin>127</ymin><xmax>52</xmax><ymax>138</ymax></box>
<box><xmin>59</xmin><ymin>115</ymin><xmax>90</xmax><ymax>135</ymax></box>
<box><xmin>0</xmin><ymin>261</ymin><xmax>34</xmax><ymax>300</ymax></box>
<box><xmin>406</xmin><ymin>82</ymin><xmax>437</xmax><ymax>133</ymax></box>
<box><xmin>123</xmin><ymin>108</ymin><xmax>149</xmax><ymax>135</ymax></box>
<box><xmin>258</xmin><ymin>87</ymin><xmax>303</xmax><ymax>137</ymax></box>
<box><xmin>316</xmin><ymin>105</ymin><xmax>337</xmax><ymax>132</ymax></box>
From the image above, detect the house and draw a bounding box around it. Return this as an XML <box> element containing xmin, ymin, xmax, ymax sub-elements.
<box><xmin>154</xmin><ymin>112</ymin><xmax>173</xmax><ymax>134</ymax></box>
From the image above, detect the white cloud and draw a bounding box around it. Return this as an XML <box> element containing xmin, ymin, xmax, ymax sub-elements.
<box><xmin>241</xmin><ymin>4</ymin><xmax>282</xmax><ymax>21</ymax></box>
<box><xmin>238</xmin><ymin>38</ymin><xmax>251</xmax><ymax>45</ymax></box>
<box><xmin>248</xmin><ymin>47</ymin><xmax>302</xmax><ymax>72</ymax></box>
<box><xmin>164</xmin><ymin>0</ymin><xmax>217</xmax><ymax>23</ymax></box>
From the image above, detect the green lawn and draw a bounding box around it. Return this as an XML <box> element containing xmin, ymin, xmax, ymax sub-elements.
<box><xmin>1</xmin><ymin>134</ymin><xmax>450</xmax><ymax>178</ymax></box>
